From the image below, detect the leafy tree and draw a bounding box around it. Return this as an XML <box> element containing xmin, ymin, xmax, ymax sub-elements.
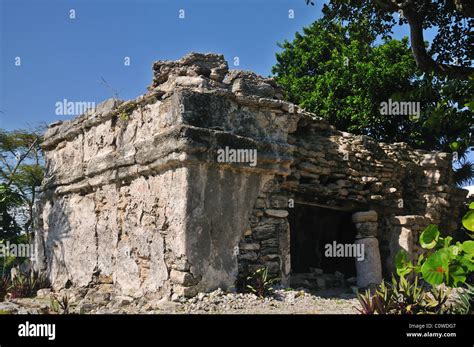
<box><xmin>306</xmin><ymin>0</ymin><xmax>473</xmax><ymax>80</ymax></box>
<box><xmin>0</xmin><ymin>129</ymin><xmax>44</xmax><ymax>241</ymax></box>
<box><xmin>0</xmin><ymin>185</ymin><xmax>24</xmax><ymax>241</ymax></box>
<box><xmin>272</xmin><ymin>19</ymin><xmax>473</xmax><ymax>185</ymax></box>
<box><xmin>273</xmin><ymin>20</ymin><xmax>418</xmax><ymax>138</ymax></box>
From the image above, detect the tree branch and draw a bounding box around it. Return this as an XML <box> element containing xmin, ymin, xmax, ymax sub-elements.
<box><xmin>374</xmin><ymin>0</ymin><xmax>474</xmax><ymax>80</ymax></box>
<box><xmin>6</xmin><ymin>137</ymin><xmax>39</xmax><ymax>188</ymax></box>
<box><xmin>403</xmin><ymin>8</ymin><xmax>474</xmax><ymax>80</ymax></box>
<box><xmin>0</xmin><ymin>154</ymin><xmax>13</xmax><ymax>173</ymax></box>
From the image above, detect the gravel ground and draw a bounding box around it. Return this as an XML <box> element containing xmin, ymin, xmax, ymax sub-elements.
<box><xmin>168</xmin><ymin>288</ymin><xmax>360</xmax><ymax>314</ymax></box>
<box><xmin>0</xmin><ymin>287</ymin><xmax>361</xmax><ymax>314</ymax></box>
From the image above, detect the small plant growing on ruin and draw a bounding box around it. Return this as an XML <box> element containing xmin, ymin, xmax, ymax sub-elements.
<box><xmin>245</xmin><ymin>267</ymin><xmax>277</xmax><ymax>298</ymax></box>
<box><xmin>395</xmin><ymin>205</ymin><xmax>474</xmax><ymax>288</ymax></box>
<box><xmin>119</xmin><ymin>111</ymin><xmax>129</xmax><ymax>122</ymax></box>
<box><xmin>50</xmin><ymin>294</ymin><xmax>70</xmax><ymax>314</ymax></box>
<box><xmin>117</xmin><ymin>100</ymin><xmax>137</xmax><ymax>123</ymax></box>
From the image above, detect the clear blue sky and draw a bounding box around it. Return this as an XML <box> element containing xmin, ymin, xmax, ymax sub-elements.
<box><xmin>1</xmin><ymin>0</ymin><xmax>421</xmax><ymax>130</ymax></box>
<box><xmin>0</xmin><ymin>0</ymin><xmax>323</xmax><ymax>129</ymax></box>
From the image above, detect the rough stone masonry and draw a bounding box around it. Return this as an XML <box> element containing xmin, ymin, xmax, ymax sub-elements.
<box><xmin>33</xmin><ymin>53</ymin><xmax>467</xmax><ymax>299</ymax></box>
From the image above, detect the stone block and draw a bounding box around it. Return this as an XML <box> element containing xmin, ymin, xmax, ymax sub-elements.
<box><xmin>265</xmin><ymin>209</ymin><xmax>289</xmax><ymax>218</ymax></box>
<box><xmin>239</xmin><ymin>243</ymin><xmax>260</xmax><ymax>251</ymax></box>
<box><xmin>253</xmin><ymin>224</ymin><xmax>277</xmax><ymax>240</ymax></box>
<box><xmin>170</xmin><ymin>270</ymin><xmax>197</xmax><ymax>287</ymax></box>
<box><xmin>352</xmin><ymin>210</ymin><xmax>378</xmax><ymax>223</ymax></box>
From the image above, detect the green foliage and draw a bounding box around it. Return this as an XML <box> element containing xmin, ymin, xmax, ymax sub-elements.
<box><xmin>357</xmin><ymin>276</ymin><xmax>452</xmax><ymax>314</ymax></box>
<box><xmin>356</xmin><ymin>289</ymin><xmax>378</xmax><ymax>314</ymax></box>
<box><xmin>245</xmin><ymin>267</ymin><xmax>278</xmax><ymax>298</ymax></box>
<box><xmin>0</xmin><ymin>129</ymin><xmax>44</xmax><ymax>233</ymax></box>
<box><xmin>0</xmin><ymin>133</ymin><xmax>49</xmax><ymax>298</ymax></box>
<box><xmin>395</xmin><ymin>208</ymin><xmax>474</xmax><ymax>287</ymax></box>
<box><xmin>462</xmin><ymin>241</ymin><xmax>474</xmax><ymax>254</ymax></box>
<box><xmin>450</xmin><ymin>141</ymin><xmax>460</xmax><ymax>151</ymax></box>
<box><xmin>0</xmin><ymin>184</ymin><xmax>24</xmax><ymax>207</ymax></box>
<box><xmin>319</xmin><ymin>0</ymin><xmax>473</xmax><ymax>80</ymax></box>
<box><xmin>273</xmin><ymin>20</ymin><xmax>417</xmax><ymax>139</ymax></box>
<box><xmin>390</xmin><ymin>276</ymin><xmax>443</xmax><ymax>314</ymax></box>
<box><xmin>0</xmin><ymin>275</ymin><xmax>9</xmax><ymax>302</ymax></box>
<box><xmin>450</xmin><ymin>284</ymin><xmax>474</xmax><ymax>314</ymax></box>
<box><xmin>0</xmin><ymin>272</ymin><xmax>50</xmax><ymax>301</ymax></box>
<box><xmin>462</xmin><ymin>210</ymin><xmax>474</xmax><ymax>232</ymax></box>
<box><xmin>117</xmin><ymin>101</ymin><xmax>137</xmax><ymax>123</ymax></box>
<box><xmin>420</xmin><ymin>249</ymin><xmax>450</xmax><ymax>285</ymax></box>
<box><xmin>0</xmin><ymin>128</ymin><xmax>44</xmax><ymax>274</ymax></box>
<box><xmin>119</xmin><ymin>112</ymin><xmax>130</xmax><ymax>122</ymax></box>
<box><xmin>419</xmin><ymin>224</ymin><xmax>439</xmax><ymax>249</ymax></box>
<box><xmin>0</xmin><ymin>184</ymin><xmax>24</xmax><ymax>241</ymax></box>
<box><xmin>272</xmin><ymin>17</ymin><xmax>473</xmax><ymax>185</ymax></box>
<box><xmin>356</xmin><ymin>281</ymin><xmax>391</xmax><ymax>314</ymax></box>
<box><xmin>422</xmin><ymin>284</ymin><xmax>451</xmax><ymax>313</ymax></box>
<box><xmin>395</xmin><ymin>251</ymin><xmax>413</xmax><ymax>277</ymax></box>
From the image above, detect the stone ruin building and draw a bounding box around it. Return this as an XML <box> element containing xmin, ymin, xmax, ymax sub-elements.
<box><xmin>33</xmin><ymin>53</ymin><xmax>467</xmax><ymax>299</ymax></box>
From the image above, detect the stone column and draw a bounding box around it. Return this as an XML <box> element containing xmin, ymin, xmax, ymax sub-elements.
<box><xmin>352</xmin><ymin>211</ymin><xmax>382</xmax><ymax>288</ymax></box>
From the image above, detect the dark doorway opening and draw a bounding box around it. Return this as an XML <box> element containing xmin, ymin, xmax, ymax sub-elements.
<box><xmin>289</xmin><ymin>204</ymin><xmax>357</xmax><ymax>277</ymax></box>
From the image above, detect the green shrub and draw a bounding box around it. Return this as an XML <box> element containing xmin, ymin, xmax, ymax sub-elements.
<box><xmin>395</xmin><ymin>205</ymin><xmax>474</xmax><ymax>287</ymax></box>
<box><xmin>245</xmin><ymin>267</ymin><xmax>278</xmax><ymax>298</ymax></box>
<box><xmin>0</xmin><ymin>275</ymin><xmax>9</xmax><ymax>302</ymax></box>
<box><xmin>8</xmin><ymin>273</ymin><xmax>50</xmax><ymax>299</ymax></box>
<box><xmin>357</xmin><ymin>276</ymin><xmax>451</xmax><ymax>314</ymax></box>
<box><xmin>359</xmin><ymin>206</ymin><xmax>474</xmax><ymax>314</ymax></box>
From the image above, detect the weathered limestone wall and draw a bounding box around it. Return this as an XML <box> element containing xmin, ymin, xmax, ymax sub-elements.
<box><xmin>34</xmin><ymin>53</ymin><xmax>467</xmax><ymax>299</ymax></box>
<box><xmin>34</xmin><ymin>53</ymin><xmax>297</xmax><ymax>299</ymax></box>
<box><xmin>182</xmin><ymin>165</ymin><xmax>268</xmax><ymax>296</ymax></box>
